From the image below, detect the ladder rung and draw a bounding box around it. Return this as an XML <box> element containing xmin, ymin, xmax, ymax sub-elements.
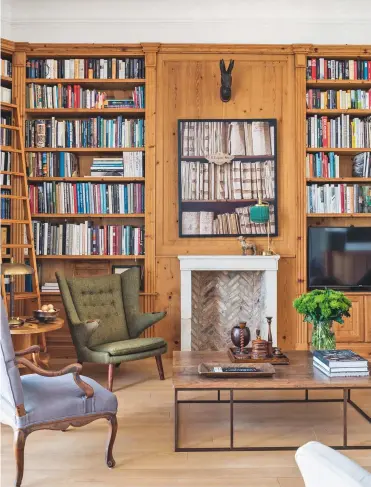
<box><xmin>0</xmin><ymin>124</ymin><xmax>19</xmax><ymax>131</ymax></box>
<box><xmin>6</xmin><ymin>292</ymin><xmax>39</xmax><ymax>301</ymax></box>
<box><xmin>1</xmin><ymin>102</ymin><xmax>17</xmax><ymax>111</ymax></box>
<box><xmin>1</xmin><ymin>146</ymin><xmax>22</xmax><ymax>153</ymax></box>
<box><xmin>1</xmin><ymin>244</ymin><xmax>32</xmax><ymax>248</ymax></box>
<box><xmin>0</xmin><ymin>194</ymin><xmax>27</xmax><ymax>200</ymax></box>
<box><xmin>1</xmin><ymin>219</ymin><xmax>29</xmax><ymax>224</ymax></box>
<box><xmin>0</xmin><ymin>171</ymin><xmax>24</xmax><ymax>176</ymax></box>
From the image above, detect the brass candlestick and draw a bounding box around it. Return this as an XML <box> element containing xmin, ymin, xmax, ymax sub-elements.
<box><xmin>266</xmin><ymin>316</ymin><xmax>273</xmax><ymax>357</ymax></box>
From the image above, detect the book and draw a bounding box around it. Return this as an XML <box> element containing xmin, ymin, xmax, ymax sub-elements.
<box><xmin>0</xmin><ymin>86</ymin><xmax>12</xmax><ymax>103</ymax></box>
<box><xmin>313</xmin><ymin>361</ymin><xmax>369</xmax><ymax>377</ymax></box>
<box><xmin>307</xmin><ymin>184</ymin><xmax>371</xmax><ymax>214</ymax></box>
<box><xmin>313</xmin><ymin>350</ymin><xmax>368</xmax><ymax>369</ymax></box>
<box><xmin>1</xmin><ymin>57</ymin><xmax>12</xmax><ymax>77</ymax></box>
<box><xmin>313</xmin><ymin>356</ymin><xmax>368</xmax><ymax>373</ymax></box>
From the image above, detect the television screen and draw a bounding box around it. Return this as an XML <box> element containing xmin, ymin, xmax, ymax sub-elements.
<box><xmin>308</xmin><ymin>227</ymin><xmax>371</xmax><ymax>291</ymax></box>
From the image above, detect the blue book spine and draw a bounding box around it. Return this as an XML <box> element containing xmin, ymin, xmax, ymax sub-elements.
<box><xmin>124</xmin><ymin>185</ymin><xmax>128</xmax><ymax>214</ymax></box>
<box><xmin>59</xmin><ymin>152</ymin><xmax>65</xmax><ymax>177</ymax></box>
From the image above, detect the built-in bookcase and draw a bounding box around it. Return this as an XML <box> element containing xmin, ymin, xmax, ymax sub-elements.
<box><xmin>305</xmin><ymin>57</ymin><xmax>371</xmax><ymax>218</ymax></box>
<box><xmin>23</xmin><ymin>51</ymin><xmax>149</xmax><ymax>295</ymax></box>
<box><xmin>178</xmin><ymin>118</ymin><xmax>278</xmax><ymax>237</ymax></box>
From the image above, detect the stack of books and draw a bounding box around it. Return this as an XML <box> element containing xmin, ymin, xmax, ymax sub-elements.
<box><xmin>313</xmin><ymin>350</ymin><xmax>369</xmax><ymax>377</ymax></box>
<box><xmin>90</xmin><ymin>158</ymin><xmax>124</xmax><ymax>176</ymax></box>
<box><xmin>41</xmin><ymin>282</ymin><xmax>59</xmax><ymax>293</ymax></box>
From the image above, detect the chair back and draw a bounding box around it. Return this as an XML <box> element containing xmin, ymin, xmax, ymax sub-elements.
<box><xmin>60</xmin><ymin>274</ymin><xmax>130</xmax><ymax>344</ymax></box>
<box><xmin>0</xmin><ymin>298</ymin><xmax>24</xmax><ymax>416</ymax></box>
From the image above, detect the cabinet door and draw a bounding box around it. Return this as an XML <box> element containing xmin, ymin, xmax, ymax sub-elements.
<box><xmin>365</xmin><ymin>296</ymin><xmax>371</xmax><ymax>342</ymax></box>
<box><xmin>333</xmin><ymin>296</ymin><xmax>364</xmax><ymax>343</ymax></box>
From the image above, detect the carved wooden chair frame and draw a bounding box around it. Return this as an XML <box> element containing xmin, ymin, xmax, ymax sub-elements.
<box><xmin>11</xmin><ymin>345</ymin><xmax>117</xmax><ymax>487</ymax></box>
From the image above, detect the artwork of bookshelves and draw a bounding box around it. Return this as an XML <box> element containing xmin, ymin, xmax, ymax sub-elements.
<box><xmin>24</xmin><ymin>54</ymin><xmax>148</xmax><ymax>295</ymax></box>
<box><xmin>178</xmin><ymin>119</ymin><xmax>278</xmax><ymax>237</ymax></box>
<box><xmin>306</xmin><ymin>57</ymin><xmax>371</xmax><ymax>218</ymax></box>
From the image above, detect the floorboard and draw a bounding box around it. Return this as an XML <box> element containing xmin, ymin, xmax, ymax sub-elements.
<box><xmin>1</xmin><ymin>358</ymin><xmax>371</xmax><ymax>486</ymax></box>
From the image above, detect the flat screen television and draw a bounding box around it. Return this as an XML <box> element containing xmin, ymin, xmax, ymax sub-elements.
<box><xmin>308</xmin><ymin>227</ymin><xmax>371</xmax><ymax>291</ymax></box>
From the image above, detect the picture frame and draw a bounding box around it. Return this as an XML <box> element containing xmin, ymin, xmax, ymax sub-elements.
<box><xmin>112</xmin><ymin>264</ymin><xmax>144</xmax><ymax>291</ymax></box>
<box><xmin>178</xmin><ymin>118</ymin><xmax>278</xmax><ymax>238</ymax></box>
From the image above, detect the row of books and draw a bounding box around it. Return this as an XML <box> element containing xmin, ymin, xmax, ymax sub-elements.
<box><xmin>0</xmin><ymin>115</ymin><xmax>12</xmax><ymax>145</ymax></box>
<box><xmin>306</xmin><ymin>89</ymin><xmax>371</xmax><ymax>110</ymax></box>
<box><xmin>180</xmin><ymin>121</ymin><xmax>275</xmax><ymax>157</ymax></box>
<box><xmin>313</xmin><ymin>350</ymin><xmax>369</xmax><ymax>378</ymax></box>
<box><xmin>32</xmin><ymin>221</ymin><xmax>145</xmax><ymax>256</ymax></box>
<box><xmin>307</xmin><ymin>184</ymin><xmax>371</xmax><ymax>214</ymax></box>
<box><xmin>1</xmin><ymin>58</ymin><xmax>12</xmax><ymax>77</ymax></box>
<box><xmin>306</xmin><ymin>115</ymin><xmax>371</xmax><ymax>148</ymax></box>
<box><xmin>29</xmin><ymin>182</ymin><xmax>144</xmax><ymax>215</ymax></box>
<box><xmin>25</xmin><ymin>117</ymin><xmax>145</xmax><ymax>148</ymax></box>
<box><xmin>353</xmin><ymin>152</ymin><xmax>371</xmax><ymax>177</ymax></box>
<box><xmin>1</xmin><ymin>86</ymin><xmax>11</xmax><ymax>103</ymax></box>
<box><xmin>1</xmin><ymin>190</ymin><xmax>11</xmax><ymax>219</ymax></box>
<box><xmin>181</xmin><ymin>206</ymin><xmax>275</xmax><ymax>235</ymax></box>
<box><xmin>90</xmin><ymin>152</ymin><xmax>144</xmax><ymax>177</ymax></box>
<box><xmin>306</xmin><ymin>152</ymin><xmax>340</xmax><ymax>178</ymax></box>
<box><xmin>26</xmin><ymin>152</ymin><xmax>78</xmax><ymax>177</ymax></box>
<box><xmin>26</xmin><ymin>58</ymin><xmax>145</xmax><ymax>80</ymax></box>
<box><xmin>26</xmin><ymin>84</ymin><xmax>145</xmax><ymax>109</ymax></box>
<box><xmin>180</xmin><ymin>160</ymin><xmax>275</xmax><ymax>201</ymax></box>
<box><xmin>307</xmin><ymin>58</ymin><xmax>371</xmax><ymax>81</ymax></box>
<box><xmin>1</xmin><ymin>152</ymin><xmax>11</xmax><ymax>185</ymax></box>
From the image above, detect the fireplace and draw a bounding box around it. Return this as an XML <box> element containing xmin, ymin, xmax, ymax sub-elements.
<box><xmin>178</xmin><ymin>255</ymin><xmax>280</xmax><ymax>351</ymax></box>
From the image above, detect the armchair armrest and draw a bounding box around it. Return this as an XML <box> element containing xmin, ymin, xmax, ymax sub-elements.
<box><xmin>15</xmin><ymin>345</ymin><xmax>41</xmax><ymax>357</ymax></box>
<box><xmin>130</xmin><ymin>311</ymin><xmax>166</xmax><ymax>338</ymax></box>
<box><xmin>16</xmin><ymin>357</ymin><xmax>94</xmax><ymax>398</ymax></box>
<box><xmin>70</xmin><ymin>319</ymin><xmax>101</xmax><ymax>347</ymax></box>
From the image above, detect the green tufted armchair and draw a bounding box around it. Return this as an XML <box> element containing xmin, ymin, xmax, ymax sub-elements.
<box><xmin>56</xmin><ymin>268</ymin><xmax>167</xmax><ymax>391</ymax></box>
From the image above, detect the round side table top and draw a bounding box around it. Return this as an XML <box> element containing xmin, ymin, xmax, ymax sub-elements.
<box><xmin>10</xmin><ymin>317</ymin><xmax>64</xmax><ymax>335</ymax></box>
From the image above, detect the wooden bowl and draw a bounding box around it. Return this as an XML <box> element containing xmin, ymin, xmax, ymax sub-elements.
<box><xmin>33</xmin><ymin>309</ymin><xmax>59</xmax><ymax>323</ymax></box>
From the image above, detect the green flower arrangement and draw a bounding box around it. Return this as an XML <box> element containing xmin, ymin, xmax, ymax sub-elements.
<box><xmin>293</xmin><ymin>289</ymin><xmax>352</xmax><ymax>350</ymax></box>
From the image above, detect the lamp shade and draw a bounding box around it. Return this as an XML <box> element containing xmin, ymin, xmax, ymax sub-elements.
<box><xmin>250</xmin><ymin>203</ymin><xmax>269</xmax><ymax>223</ymax></box>
<box><xmin>1</xmin><ymin>262</ymin><xmax>34</xmax><ymax>276</ymax></box>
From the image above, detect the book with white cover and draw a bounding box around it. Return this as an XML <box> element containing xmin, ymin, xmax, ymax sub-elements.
<box><xmin>314</xmin><ymin>361</ymin><xmax>369</xmax><ymax>377</ymax></box>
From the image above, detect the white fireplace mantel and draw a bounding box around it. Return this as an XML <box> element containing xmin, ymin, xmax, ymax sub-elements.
<box><xmin>178</xmin><ymin>255</ymin><xmax>280</xmax><ymax>351</ymax></box>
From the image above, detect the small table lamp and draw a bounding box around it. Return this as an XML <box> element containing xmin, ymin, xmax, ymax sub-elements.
<box><xmin>249</xmin><ymin>197</ymin><xmax>273</xmax><ymax>256</ymax></box>
<box><xmin>1</xmin><ymin>258</ymin><xmax>34</xmax><ymax>327</ymax></box>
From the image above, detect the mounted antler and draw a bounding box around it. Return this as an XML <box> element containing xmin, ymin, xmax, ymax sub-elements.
<box><xmin>220</xmin><ymin>59</ymin><xmax>234</xmax><ymax>102</ymax></box>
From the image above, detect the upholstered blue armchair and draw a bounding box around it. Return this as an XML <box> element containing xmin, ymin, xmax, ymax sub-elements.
<box><xmin>0</xmin><ymin>298</ymin><xmax>118</xmax><ymax>487</ymax></box>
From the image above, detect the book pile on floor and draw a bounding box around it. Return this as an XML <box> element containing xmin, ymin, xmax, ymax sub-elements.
<box><xmin>41</xmin><ymin>282</ymin><xmax>59</xmax><ymax>293</ymax></box>
<box><xmin>313</xmin><ymin>350</ymin><xmax>369</xmax><ymax>377</ymax></box>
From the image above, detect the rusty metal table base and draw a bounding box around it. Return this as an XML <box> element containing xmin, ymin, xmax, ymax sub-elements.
<box><xmin>174</xmin><ymin>388</ymin><xmax>371</xmax><ymax>452</ymax></box>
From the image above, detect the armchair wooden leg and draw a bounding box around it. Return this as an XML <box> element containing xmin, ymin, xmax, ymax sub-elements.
<box><xmin>105</xmin><ymin>414</ymin><xmax>118</xmax><ymax>468</ymax></box>
<box><xmin>14</xmin><ymin>429</ymin><xmax>26</xmax><ymax>487</ymax></box>
<box><xmin>155</xmin><ymin>355</ymin><xmax>165</xmax><ymax>380</ymax></box>
<box><xmin>108</xmin><ymin>364</ymin><xmax>114</xmax><ymax>391</ymax></box>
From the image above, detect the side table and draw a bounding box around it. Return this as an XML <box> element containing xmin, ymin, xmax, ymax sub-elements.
<box><xmin>10</xmin><ymin>318</ymin><xmax>64</xmax><ymax>369</ymax></box>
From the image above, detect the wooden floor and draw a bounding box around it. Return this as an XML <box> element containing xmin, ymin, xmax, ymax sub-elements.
<box><xmin>2</xmin><ymin>358</ymin><xmax>371</xmax><ymax>486</ymax></box>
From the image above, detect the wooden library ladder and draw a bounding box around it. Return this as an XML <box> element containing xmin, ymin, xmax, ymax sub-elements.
<box><xmin>1</xmin><ymin>100</ymin><xmax>42</xmax><ymax>335</ymax></box>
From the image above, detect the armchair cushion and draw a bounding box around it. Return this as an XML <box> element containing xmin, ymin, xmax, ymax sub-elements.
<box><xmin>8</xmin><ymin>374</ymin><xmax>118</xmax><ymax>429</ymax></box>
<box><xmin>66</xmin><ymin>274</ymin><xmax>130</xmax><ymax>345</ymax></box>
<box><xmin>91</xmin><ymin>337</ymin><xmax>166</xmax><ymax>356</ymax></box>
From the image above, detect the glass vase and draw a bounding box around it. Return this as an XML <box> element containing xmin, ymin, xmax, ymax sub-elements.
<box><xmin>311</xmin><ymin>320</ymin><xmax>336</xmax><ymax>351</ymax></box>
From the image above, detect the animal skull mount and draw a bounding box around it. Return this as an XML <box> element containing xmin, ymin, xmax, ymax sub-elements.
<box><xmin>220</xmin><ymin>59</ymin><xmax>235</xmax><ymax>103</ymax></box>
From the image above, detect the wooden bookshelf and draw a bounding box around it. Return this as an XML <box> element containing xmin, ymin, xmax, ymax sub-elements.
<box><xmin>20</xmin><ymin>45</ymin><xmax>153</xmax><ymax>324</ymax></box>
<box><xmin>306</xmin><ymin>109</ymin><xmax>371</xmax><ymax>116</ymax></box>
<box><xmin>306</xmin><ymin>148</ymin><xmax>371</xmax><ymax>154</ymax></box>
<box><xmin>307</xmin><ymin>177</ymin><xmax>371</xmax><ymax>183</ymax></box>
<box><xmin>1</xmin><ymin>75</ymin><xmax>12</xmax><ymax>84</ymax></box>
<box><xmin>307</xmin><ymin>80</ymin><xmax>371</xmax><ymax>88</ymax></box>
<box><xmin>307</xmin><ymin>213</ymin><xmax>371</xmax><ymax>218</ymax></box>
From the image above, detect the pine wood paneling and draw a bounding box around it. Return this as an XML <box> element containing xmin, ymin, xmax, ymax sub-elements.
<box><xmin>333</xmin><ymin>295</ymin><xmax>364</xmax><ymax>343</ymax></box>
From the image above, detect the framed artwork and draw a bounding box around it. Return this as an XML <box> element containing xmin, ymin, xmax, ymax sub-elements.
<box><xmin>112</xmin><ymin>264</ymin><xmax>144</xmax><ymax>291</ymax></box>
<box><xmin>178</xmin><ymin>119</ymin><xmax>278</xmax><ymax>237</ymax></box>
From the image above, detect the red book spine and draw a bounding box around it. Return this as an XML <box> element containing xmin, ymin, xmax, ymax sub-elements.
<box><xmin>311</xmin><ymin>59</ymin><xmax>316</xmax><ymax>79</ymax></box>
<box><xmin>322</xmin><ymin>117</ymin><xmax>328</xmax><ymax>147</ymax></box>
<box><xmin>73</xmin><ymin>184</ymin><xmax>78</xmax><ymax>213</ymax></box>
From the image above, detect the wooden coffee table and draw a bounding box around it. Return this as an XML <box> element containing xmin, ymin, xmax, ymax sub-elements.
<box><xmin>172</xmin><ymin>350</ymin><xmax>371</xmax><ymax>452</ymax></box>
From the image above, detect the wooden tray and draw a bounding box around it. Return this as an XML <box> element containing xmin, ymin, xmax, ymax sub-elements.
<box><xmin>228</xmin><ymin>347</ymin><xmax>290</xmax><ymax>365</ymax></box>
<box><xmin>198</xmin><ymin>362</ymin><xmax>275</xmax><ymax>378</ymax></box>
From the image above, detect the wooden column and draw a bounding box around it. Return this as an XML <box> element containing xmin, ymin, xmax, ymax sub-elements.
<box><xmin>142</xmin><ymin>43</ymin><xmax>160</xmax><ymax>336</ymax></box>
<box><xmin>293</xmin><ymin>45</ymin><xmax>311</xmax><ymax>350</ymax></box>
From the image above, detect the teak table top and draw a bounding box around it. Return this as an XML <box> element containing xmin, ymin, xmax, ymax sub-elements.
<box><xmin>9</xmin><ymin>318</ymin><xmax>64</xmax><ymax>335</ymax></box>
<box><xmin>172</xmin><ymin>351</ymin><xmax>371</xmax><ymax>390</ymax></box>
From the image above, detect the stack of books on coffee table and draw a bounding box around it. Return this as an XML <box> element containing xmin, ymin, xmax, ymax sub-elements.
<box><xmin>313</xmin><ymin>350</ymin><xmax>369</xmax><ymax>377</ymax></box>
